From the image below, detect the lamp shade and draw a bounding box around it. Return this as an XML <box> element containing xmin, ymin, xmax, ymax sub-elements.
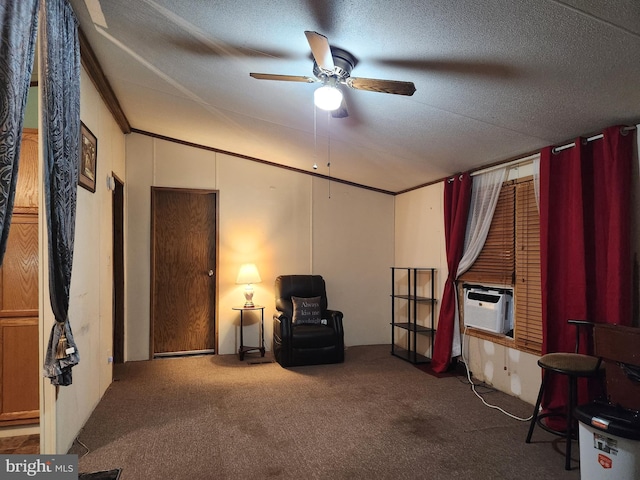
<box><xmin>314</xmin><ymin>85</ymin><xmax>343</xmax><ymax>111</ymax></box>
<box><xmin>236</xmin><ymin>263</ymin><xmax>262</xmax><ymax>285</ymax></box>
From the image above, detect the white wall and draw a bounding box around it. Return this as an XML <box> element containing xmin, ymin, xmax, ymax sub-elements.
<box><xmin>217</xmin><ymin>153</ymin><xmax>314</xmax><ymax>354</ymax></box>
<box><xmin>393</xmin><ymin>183</ymin><xmax>447</xmax><ymax>359</ymax></box>
<box><xmin>40</xmin><ymin>68</ymin><xmax>126</xmax><ymax>453</ymax></box>
<box><xmin>125</xmin><ymin>134</ymin><xmax>394</xmax><ymax>360</ymax></box>
<box><xmin>464</xmin><ymin>336</ymin><xmax>541</xmax><ymax>403</ymax></box>
<box><xmin>24</xmin><ymin>86</ymin><xmax>38</xmax><ymax>129</ymax></box>
<box><xmin>312</xmin><ymin>179</ymin><xmax>395</xmax><ymax>346</ymax></box>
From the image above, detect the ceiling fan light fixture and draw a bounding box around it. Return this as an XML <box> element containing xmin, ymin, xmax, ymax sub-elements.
<box><xmin>314</xmin><ymin>84</ymin><xmax>343</xmax><ymax>111</ymax></box>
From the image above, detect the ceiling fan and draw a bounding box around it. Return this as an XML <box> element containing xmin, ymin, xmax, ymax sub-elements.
<box><xmin>250</xmin><ymin>31</ymin><xmax>416</xmax><ymax>118</ymax></box>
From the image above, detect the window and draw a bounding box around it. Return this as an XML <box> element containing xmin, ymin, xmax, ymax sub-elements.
<box><xmin>458</xmin><ymin>176</ymin><xmax>542</xmax><ymax>355</ymax></box>
<box><xmin>459</xmin><ymin>182</ymin><xmax>515</xmax><ymax>286</ymax></box>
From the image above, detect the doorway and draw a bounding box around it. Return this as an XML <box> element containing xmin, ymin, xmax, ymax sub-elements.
<box><xmin>150</xmin><ymin>187</ymin><xmax>218</xmax><ymax>357</ymax></box>
<box><xmin>112</xmin><ymin>175</ymin><xmax>124</xmax><ymax>363</ymax></box>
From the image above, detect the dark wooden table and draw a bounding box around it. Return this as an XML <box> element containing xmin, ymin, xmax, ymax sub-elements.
<box><xmin>233</xmin><ymin>305</ymin><xmax>265</xmax><ymax>360</ymax></box>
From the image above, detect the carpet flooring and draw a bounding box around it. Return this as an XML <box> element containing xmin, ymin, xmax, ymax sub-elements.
<box><xmin>68</xmin><ymin>345</ymin><xmax>581</xmax><ymax>479</ymax></box>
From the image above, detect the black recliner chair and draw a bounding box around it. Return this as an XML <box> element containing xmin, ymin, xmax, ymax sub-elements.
<box><xmin>273</xmin><ymin>275</ymin><xmax>344</xmax><ymax>367</ymax></box>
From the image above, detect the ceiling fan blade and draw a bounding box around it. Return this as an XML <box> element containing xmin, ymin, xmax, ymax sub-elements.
<box><xmin>250</xmin><ymin>73</ymin><xmax>316</xmax><ymax>83</ymax></box>
<box><xmin>374</xmin><ymin>58</ymin><xmax>516</xmax><ymax>79</ymax></box>
<box><xmin>346</xmin><ymin>77</ymin><xmax>416</xmax><ymax>96</ymax></box>
<box><xmin>304</xmin><ymin>31</ymin><xmax>334</xmax><ymax>72</ymax></box>
<box><xmin>305</xmin><ymin>0</ymin><xmax>337</xmax><ymax>32</ymax></box>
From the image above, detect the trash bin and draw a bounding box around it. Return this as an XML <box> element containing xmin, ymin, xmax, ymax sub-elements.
<box><xmin>575</xmin><ymin>402</ymin><xmax>640</xmax><ymax>480</ymax></box>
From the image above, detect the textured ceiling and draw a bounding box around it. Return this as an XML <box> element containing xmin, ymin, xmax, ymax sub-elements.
<box><xmin>70</xmin><ymin>0</ymin><xmax>640</xmax><ymax>193</ymax></box>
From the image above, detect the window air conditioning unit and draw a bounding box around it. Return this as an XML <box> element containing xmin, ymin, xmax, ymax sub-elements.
<box><xmin>463</xmin><ymin>284</ymin><xmax>513</xmax><ymax>334</ymax></box>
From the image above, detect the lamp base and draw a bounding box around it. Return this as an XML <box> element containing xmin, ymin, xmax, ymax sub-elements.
<box><xmin>243</xmin><ymin>286</ymin><xmax>254</xmax><ymax>308</ymax></box>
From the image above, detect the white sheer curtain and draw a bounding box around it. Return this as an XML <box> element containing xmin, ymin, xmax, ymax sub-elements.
<box><xmin>533</xmin><ymin>156</ymin><xmax>540</xmax><ymax>211</ymax></box>
<box><xmin>450</xmin><ymin>167</ymin><xmax>507</xmax><ymax>357</ymax></box>
<box><xmin>457</xmin><ymin>168</ymin><xmax>507</xmax><ymax>276</ymax></box>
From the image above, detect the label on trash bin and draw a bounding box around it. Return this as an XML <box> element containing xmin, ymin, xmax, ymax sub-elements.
<box><xmin>593</xmin><ymin>432</ymin><xmax>618</xmax><ymax>456</ymax></box>
<box><xmin>591</xmin><ymin>416</ymin><xmax>610</xmax><ymax>430</ymax></box>
<box><xmin>598</xmin><ymin>454</ymin><xmax>612</xmax><ymax>469</ymax></box>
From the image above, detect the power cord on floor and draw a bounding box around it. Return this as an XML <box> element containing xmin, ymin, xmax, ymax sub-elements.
<box><xmin>77</xmin><ymin>438</ymin><xmax>90</xmax><ymax>458</ymax></box>
<box><xmin>455</xmin><ymin>374</ymin><xmax>498</xmax><ymax>394</ymax></box>
<box><xmin>73</xmin><ymin>429</ymin><xmax>91</xmax><ymax>458</ymax></box>
<box><xmin>461</xmin><ymin>326</ymin><xmax>533</xmax><ymax>422</ymax></box>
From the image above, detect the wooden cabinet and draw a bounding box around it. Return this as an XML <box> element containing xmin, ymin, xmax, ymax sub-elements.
<box><xmin>0</xmin><ymin>129</ymin><xmax>39</xmax><ymax>425</ymax></box>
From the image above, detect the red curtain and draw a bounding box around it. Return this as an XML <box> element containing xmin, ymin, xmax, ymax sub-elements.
<box><xmin>432</xmin><ymin>173</ymin><xmax>472</xmax><ymax>373</ymax></box>
<box><xmin>539</xmin><ymin>125</ymin><xmax>633</xmax><ymax>426</ymax></box>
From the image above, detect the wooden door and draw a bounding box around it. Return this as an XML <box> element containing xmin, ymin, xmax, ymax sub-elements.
<box><xmin>0</xmin><ymin>129</ymin><xmax>39</xmax><ymax>425</ymax></box>
<box><xmin>151</xmin><ymin>188</ymin><xmax>217</xmax><ymax>357</ymax></box>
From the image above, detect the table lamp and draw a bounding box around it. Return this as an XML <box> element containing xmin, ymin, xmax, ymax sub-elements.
<box><xmin>236</xmin><ymin>263</ymin><xmax>262</xmax><ymax>307</ymax></box>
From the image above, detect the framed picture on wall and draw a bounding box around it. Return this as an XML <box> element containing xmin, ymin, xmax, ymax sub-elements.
<box><xmin>79</xmin><ymin>123</ymin><xmax>97</xmax><ymax>192</ymax></box>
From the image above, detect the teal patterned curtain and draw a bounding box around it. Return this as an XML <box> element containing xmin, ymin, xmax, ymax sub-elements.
<box><xmin>41</xmin><ymin>0</ymin><xmax>81</xmax><ymax>386</ymax></box>
<box><xmin>0</xmin><ymin>0</ymin><xmax>40</xmax><ymax>264</ymax></box>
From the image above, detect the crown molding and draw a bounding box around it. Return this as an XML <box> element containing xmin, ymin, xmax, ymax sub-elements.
<box><xmin>78</xmin><ymin>27</ymin><xmax>131</xmax><ymax>134</ymax></box>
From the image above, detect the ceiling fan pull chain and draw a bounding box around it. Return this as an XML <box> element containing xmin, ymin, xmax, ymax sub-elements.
<box><xmin>327</xmin><ymin>111</ymin><xmax>332</xmax><ymax>199</ymax></box>
<box><xmin>313</xmin><ymin>104</ymin><xmax>318</xmax><ymax>170</ymax></box>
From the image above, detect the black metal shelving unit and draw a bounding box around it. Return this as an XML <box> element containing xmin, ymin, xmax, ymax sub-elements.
<box><xmin>391</xmin><ymin>267</ymin><xmax>437</xmax><ymax>364</ymax></box>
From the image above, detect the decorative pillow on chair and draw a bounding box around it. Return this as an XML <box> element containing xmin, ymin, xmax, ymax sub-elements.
<box><xmin>291</xmin><ymin>296</ymin><xmax>322</xmax><ymax>325</ymax></box>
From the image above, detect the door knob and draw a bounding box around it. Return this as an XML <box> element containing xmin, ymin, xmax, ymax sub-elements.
<box><xmin>208</xmin><ymin>270</ymin><xmax>214</xmax><ymax>277</ymax></box>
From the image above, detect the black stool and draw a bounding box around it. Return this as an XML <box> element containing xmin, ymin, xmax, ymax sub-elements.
<box><xmin>525</xmin><ymin>320</ymin><xmax>604</xmax><ymax>470</ymax></box>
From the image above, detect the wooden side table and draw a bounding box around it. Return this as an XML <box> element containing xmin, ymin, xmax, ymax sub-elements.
<box><xmin>233</xmin><ymin>305</ymin><xmax>265</xmax><ymax>360</ymax></box>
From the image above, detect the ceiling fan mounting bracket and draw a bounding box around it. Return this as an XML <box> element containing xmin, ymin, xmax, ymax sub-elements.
<box><xmin>312</xmin><ymin>47</ymin><xmax>357</xmax><ymax>81</ymax></box>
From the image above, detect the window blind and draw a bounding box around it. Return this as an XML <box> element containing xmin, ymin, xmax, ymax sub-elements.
<box><xmin>514</xmin><ymin>179</ymin><xmax>542</xmax><ymax>354</ymax></box>
<box><xmin>459</xmin><ymin>182</ymin><xmax>515</xmax><ymax>286</ymax></box>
